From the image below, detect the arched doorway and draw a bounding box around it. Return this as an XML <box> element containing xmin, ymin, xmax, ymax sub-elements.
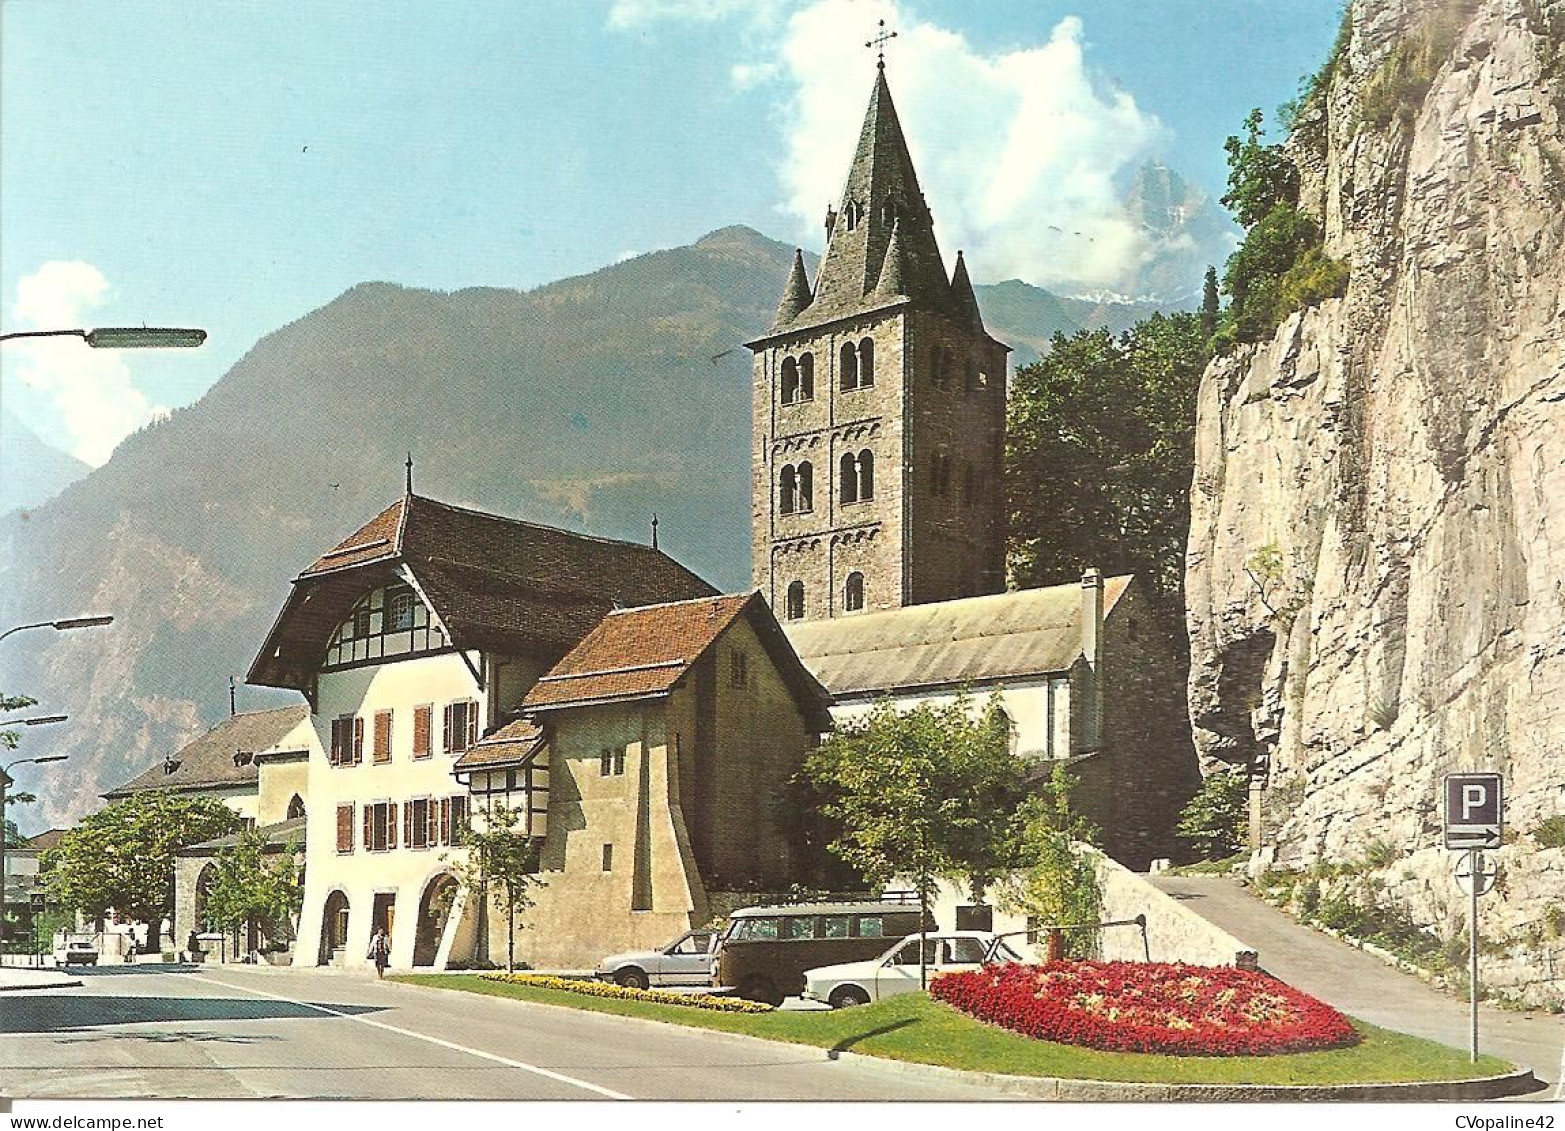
<box><xmin>318</xmin><ymin>890</ymin><xmax>350</xmax><ymax>966</ymax></box>
<box><xmin>413</xmin><ymin>874</ymin><xmax>458</xmax><ymax>968</ymax></box>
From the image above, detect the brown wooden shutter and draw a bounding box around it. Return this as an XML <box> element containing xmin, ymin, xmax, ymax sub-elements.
<box><xmin>426</xmin><ymin>798</ymin><xmax>438</xmax><ymax>846</ymax></box>
<box><xmin>442</xmin><ymin>704</ymin><xmax>454</xmax><ymax>754</ymax></box>
<box><xmin>388</xmin><ymin>802</ymin><xmax>398</xmax><ymax>850</ymax></box>
<box><xmin>329</xmin><ymin>718</ymin><xmax>344</xmax><ymax>766</ymax></box>
<box><xmin>363</xmin><ymin>804</ymin><xmax>372</xmax><ymax>850</ymax></box>
<box><xmin>413</xmin><ymin>705</ymin><xmax>431</xmax><ymax>759</ymax></box>
<box><xmin>374</xmin><ymin>710</ymin><xmax>392</xmax><ymax>763</ymax></box>
<box><xmin>336</xmin><ymin>804</ymin><xmax>353</xmax><ymax>853</ymax></box>
<box><xmin>403</xmin><ymin>802</ymin><xmax>412</xmax><ymax>847</ymax></box>
<box><xmin>437</xmin><ymin>797</ymin><xmax>450</xmax><ymax>845</ymax></box>
<box><xmin>353</xmin><ymin>717</ymin><xmax>364</xmax><ymax>764</ymax></box>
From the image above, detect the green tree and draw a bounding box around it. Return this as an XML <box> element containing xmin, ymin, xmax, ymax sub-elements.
<box><xmin>442</xmin><ymin>803</ymin><xmax>540</xmax><ymax>973</ymax></box>
<box><xmin>200</xmin><ymin>828</ymin><xmax>303</xmax><ymax>952</ymax></box>
<box><xmin>45</xmin><ymin>792</ymin><xmax>241</xmax><ymax>951</ymax></box>
<box><xmin>1175</xmin><ymin>770</ymin><xmax>1250</xmax><ymax>860</ymax></box>
<box><xmin>1201</xmin><ymin>266</ymin><xmax>1221</xmax><ymax>338</ymax></box>
<box><xmin>1220</xmin><ymin>108</ymin><xmax>1299</xmax><ymax>227</ymax></box>
<box><xmin>1006</xmin><ymin>312</ymin><xmax>1209</xmax><ymax>604</ymax></box>
<box><xmin>1001</xmin><ymin>763</ymin><xmax>1103</xmax><ymax>960</ymax></box>
<box><xmin>803</xmin><ymin>694</ymin><xmax>1026</xmax><ymax>988</ymax></box>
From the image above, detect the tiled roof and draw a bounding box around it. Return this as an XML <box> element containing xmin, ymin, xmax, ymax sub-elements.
<box><xmin>103</xmin><ymin>705</ymin><xmax>310</xmax><ymax>798</ymax></box>
<box><xmin>784</xmin><ymin>577</ymin><xmax>1133</xmax><ymax>699</ymax></box>
<box><xmin>249</xmin><ymin>493</ymin><xmax>717</xmax><ymax>690</ymax></box>
<box><xmin>454</xmin><ymin>718</ymin><xmax>546</xmax><ymax>771</ymax></box>
<box><xmin>179</xmin><ymin>817</ymin><xmax>307</xmax><ymax>855</ymax></box>
<box><xmin>22</xmin><ymin>828</ymin><xmax>69</xmax><ymax>850</ymax></box>
<box><xmin>522</xmin><ymin>592</ymin><xmax>833</xmax><ymax>729</ymax></box>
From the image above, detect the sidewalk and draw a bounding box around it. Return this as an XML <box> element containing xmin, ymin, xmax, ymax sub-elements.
<box><xmin>1149</xmin><ymin>873</ymin><xmax>1565</xmax><ymax>1091</ymax></box>
<box><xmin>0</xmin><ymin>966</ymin><xmax>81</xmax><ymax>991</ymax></box>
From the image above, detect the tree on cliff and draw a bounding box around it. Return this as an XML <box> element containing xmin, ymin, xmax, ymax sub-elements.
<box><xmin>1005</xmin><ymin>311</ymin><xmax>1209</xmax><ymax>602</ymax></box>
<box><xmin>44</xmin><ymin>793</ymin><xmax>241</xmax><ymax>951</ymax></box>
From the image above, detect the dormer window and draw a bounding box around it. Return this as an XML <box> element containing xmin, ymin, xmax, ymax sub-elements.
<box><xmin>325</xmin><ymin>584</ymin><xmax>447</xmax><ymax>668</ymax></box>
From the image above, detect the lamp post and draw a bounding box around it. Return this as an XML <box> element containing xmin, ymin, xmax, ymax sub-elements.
<box><xmin>0</xmin><ymin>327</ymin><xmax>206</xmax><ymax>348</ymax></box>
<box><xmin>0</xmin><ymin>616</ymin><xmax>114</xmax><ymax>646</ymax></box>
<box><xmin>1</xmin><ymin>752</ymin><xmax>67</xmax><ymax>960</ymax></box>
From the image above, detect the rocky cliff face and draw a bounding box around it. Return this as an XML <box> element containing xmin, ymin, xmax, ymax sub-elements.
<box><xmin>1187</xmin><ymin>0</ymin><xmax>1565</xmax><ymax>1004</ymax></box>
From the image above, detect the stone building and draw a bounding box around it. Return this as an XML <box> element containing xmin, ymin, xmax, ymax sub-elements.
<box><xmin>748</xmin><ymin>62</ymin><xmax>1009</xmax><ymax>623</ymax></box>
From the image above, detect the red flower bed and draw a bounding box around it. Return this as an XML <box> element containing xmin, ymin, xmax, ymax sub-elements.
<box><xmin>932</xmin><ymin>960</ymin><xmax>1358</xmax><ymax>1056</ymax></box>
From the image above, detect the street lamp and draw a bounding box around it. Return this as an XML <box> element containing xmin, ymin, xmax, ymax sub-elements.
<box><xmin>1</xmin><ymin>753</ymin><xmax>67</xmax><ymax>958</ymax></box>
<box><xmin>0</xmin><ymin>327</ymin><xmax>206</xmax><ymax>348</ymax></box>
<box><xmin>0</xmin><ymin>616</ymin><xmax>115</xmax><ymax>645</ymax></box>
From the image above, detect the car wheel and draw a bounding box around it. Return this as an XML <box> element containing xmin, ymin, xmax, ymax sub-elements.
<box><xmin>828</xmin><ymin>985</ymin><xmax>870</xmax><ymax>1009</ymax></box>
<box><xmin>737</xmin><ymin>975</ymin><xmax>783</xmax><ymax>1007</ymax></box>
<box><xmin>614</xmin><ymin>967</ymin><xmax>650</xmax><ymax>990</ymax></box>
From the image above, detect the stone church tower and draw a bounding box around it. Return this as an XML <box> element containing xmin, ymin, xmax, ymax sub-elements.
<box><xmin>748</xmin><ymin>62</ymin><xmax>1009</xmax><ymax>621</ymax></box>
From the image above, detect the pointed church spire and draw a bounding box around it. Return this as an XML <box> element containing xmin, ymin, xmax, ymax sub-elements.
<box><xmin>771</xmin><ymin>249</ymin><xmax>813</xmax><ymax>330</ymax></box>
<box><xmin>873</xmin><ymin>219</ymin><xmax>908</xmax><ymax>298</ymax></box>
<box><xmin>795</xmin><ymin>64</ymin><xmax>957</xmax><ymax>328</ymax></box>
<box><xmin>949</xmin><ymin>251</ymin><xmax>985</xmax><ymax>330</ymax></box>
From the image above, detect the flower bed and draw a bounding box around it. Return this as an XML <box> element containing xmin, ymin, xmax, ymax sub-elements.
<box><xmin>932</xmin><ymin>961</ymin><xmax>1358</xmax><ymax>1056</ymax></box>
<box><xmin>479</xmin><ymin>972</ymin><xmax>774</xmax><ymax>1013</ymax></box>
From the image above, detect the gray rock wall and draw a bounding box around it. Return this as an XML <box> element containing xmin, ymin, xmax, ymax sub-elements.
<box><xmin>1186</xmin><ymin>0</ymin><xmax>1565</xmax><ymax>1005</ymax></box>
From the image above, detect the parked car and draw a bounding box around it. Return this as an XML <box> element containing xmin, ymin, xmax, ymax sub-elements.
<box><xmin>713</xmin><ymin>901</ymin><xmax>933</xmax><ymax>1006</ymax></box>
<box><xmin>802</xmin><ymin>930</ymin><xmax>1020</xmax><ymax>1008</ymax></box>
<box><xmin>54</xmin><ymin>933</ymin><xmax>99</xmax><ymax>966</ymax></box>
<box><xmin>595</xmin><ymin>928</ymin><xmax>720</xmax><ymax>989</ymax></box>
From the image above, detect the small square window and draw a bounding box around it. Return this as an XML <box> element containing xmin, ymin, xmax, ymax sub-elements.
<box><xmin>600</xmin><ymin>749</ymin><xmax>613</xmax><ymax>776</ymax></box>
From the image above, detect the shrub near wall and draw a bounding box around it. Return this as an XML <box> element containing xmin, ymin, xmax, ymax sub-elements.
<box><xmin>480</xmin><ymin>972</ymin><xmax>774</xmax><ymax>1013</ymax></box>
<box><xmin>933</xmin><ymin>961</ymin><xmax>1358</xmax><ymax>1056</ymax></box>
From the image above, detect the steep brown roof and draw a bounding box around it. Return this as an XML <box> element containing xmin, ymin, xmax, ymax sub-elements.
<box><xmin>453</xmin><ymin>718</ymin><xmax>546</xmax><ymax>771</ymax></box>
<box><xmin>522</xmin><ymin>592</ymin><xmax>833</xmax><ymax>729</ymax></box>
<box><xmin>249</xmin><ymin>493</ymin><xmax>717</xmax><ymax>690</ymax></box>
<box><xmin>103</xmin><ymin>705</ymin><xmax>311</xmax><ymax>799</ymax></box>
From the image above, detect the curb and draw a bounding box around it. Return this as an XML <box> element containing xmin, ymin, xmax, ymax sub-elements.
<box><xmin>389</xmin><ymin>977</ymin><xmax>1546</xmax><ymax>1101</ymax></box>
<box><xmin>0</xmin><ymin>975</ymin><xmax>83</xmax><ymax>992</ymax></box>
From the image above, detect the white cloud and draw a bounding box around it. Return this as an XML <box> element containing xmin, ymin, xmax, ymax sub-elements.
<box><xmin>4</xmin><ymin>261</ymin><xmax>169</xmax><ymax>467</ymax></box>
<box><xmin>767</xmin><ymin>2</ymin><xmax>1166</xmax><ymax>292</ymax></box>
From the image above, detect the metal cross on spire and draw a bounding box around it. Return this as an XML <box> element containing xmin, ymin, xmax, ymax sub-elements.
<box><xmin>866</xmin><ymin>18</ymin><xmax>897</xmax><ymax>69</ymax></box>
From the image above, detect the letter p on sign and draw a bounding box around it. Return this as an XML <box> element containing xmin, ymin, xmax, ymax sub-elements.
<box><xmin>1444</xmin><ymin>773</ymin><xmax>1503</xmax><ymax>850</ymax></box>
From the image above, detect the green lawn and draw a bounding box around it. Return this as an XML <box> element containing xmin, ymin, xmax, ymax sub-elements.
<box><xmin>390</xmin><ymin>974</ymin><xmax>1512</xmax><ymax>1086</ymax></box>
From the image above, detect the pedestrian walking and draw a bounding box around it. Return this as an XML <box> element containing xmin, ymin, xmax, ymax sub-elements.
<box><xmin>368</xmin><ymin>926</ymin><xmax>391</xmax><ymax>979</ymax></box>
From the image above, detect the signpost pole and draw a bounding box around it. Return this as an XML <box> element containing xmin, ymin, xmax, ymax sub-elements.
<box><xmin>1468</xmin><ymin>847</ymin><xmax>1479</xmax><ymax>1063</ymax></box>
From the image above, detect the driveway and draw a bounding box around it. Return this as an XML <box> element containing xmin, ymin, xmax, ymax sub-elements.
<box><xmin>1149</xmin><ymin>873</ymin><xmax>1565</xmax><ymax>1092</ymax></box>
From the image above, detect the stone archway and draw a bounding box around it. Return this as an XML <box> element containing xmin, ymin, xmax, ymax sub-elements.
<box><xmin>318</xmin><ymin>889</ymin><xmax>350</xmax><ymax>966</ymax></box>
<box><xmin>413</xmin><ymin>874</ymin><xmax>458</xmax><ymax>968</ymax></box>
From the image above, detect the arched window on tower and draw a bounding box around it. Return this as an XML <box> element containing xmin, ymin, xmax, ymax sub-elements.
<box><xmin>858</xmin><ymin>337</ymin><xmax>875</xmax><ymax>386</ymax></box>
<box><xmin>844</xmin><ymin>572</ymin><xmax>865</xmax><ymax>612</ymax></box>
<box><xmin>780</xmin><ymin>464</ymin><xmax>798</xmax><ymax>515</ymax></box>
<box><xmin>799</xmin><ymin>352</ymin><xmax>815</xmax><ymax>400</ymax></box>
<box><xmin>857</xmin><ymin>450</ymin><xmax>875</xmax><ymax>500</ymax></box>
<box><xmin>781</xmin><ymin>356</ymin><xmax>800</xmax><ymax>404</ymax></box>
<box><xmin>786</xmin><ymin>581</ymin><xmax>805</xmax><ymax>620</ymax></box>
<box><xmin>797</xmin><ymin>461</ymin><xmax>814</xmax><ymax>512</ymax></box>
<box><xmin>880</xmin><ymin>199</ymin><xmax>897</xmax><ymax>226</ymax></box>
<box><xmin>840</xmin><ymin>341</ymin><xmax>859</xmax><ymax>390</ymax></box>
<box><xmin>840</xmin><ymin>452</ymin><xmax>859</xmax><ymax>504</ymax></box>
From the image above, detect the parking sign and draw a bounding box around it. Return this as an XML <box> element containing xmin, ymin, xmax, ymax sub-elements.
<box><xmin>1443</xmin><ymin>773</ymin><xmax>1502</xmax><ymax>850</ymax></box>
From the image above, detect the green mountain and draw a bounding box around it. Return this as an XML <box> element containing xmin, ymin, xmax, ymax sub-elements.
<box><xmin>0</xmin><ymin>225</ymin><xmax>1173</xmax><ymax>829</ymax></box>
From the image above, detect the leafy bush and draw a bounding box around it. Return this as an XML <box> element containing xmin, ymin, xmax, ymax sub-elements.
<box><xmin>1175</xmin><ymin>771</ymin><xmax>1249</xmax><ymax>860</ymax></box>
<box><xmin>1533</xmin><ymin>815</ymin><xmax>1565</xmax><ymax>849</ymax></box>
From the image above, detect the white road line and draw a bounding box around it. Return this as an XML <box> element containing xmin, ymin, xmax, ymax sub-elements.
<box><xmin>1555</xmin><ymin>1044</ymin><xmax>1564</xmax><ymax>1101</ymax></box>
<box><xmin>191</xmin><ymin>973</ymin><xmax>631</xmax><ymax>1100</ymax></box>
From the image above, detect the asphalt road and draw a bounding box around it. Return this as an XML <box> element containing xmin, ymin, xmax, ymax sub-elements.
<box><xmin>1149</xmin><ymin>873</ymin><xmax>1565</xmax><ymax>1094</ymax></box>
<box><xmin>0</xmin><ymin>964</ymin><xmax>1021</xmax><ymax>1101</ymax></box>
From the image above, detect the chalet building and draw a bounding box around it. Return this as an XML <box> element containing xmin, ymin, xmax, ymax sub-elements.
<box><xmin>244</xmin><ymin>490</ymin><xmax>833</xmax><ymax>970</ymax></box>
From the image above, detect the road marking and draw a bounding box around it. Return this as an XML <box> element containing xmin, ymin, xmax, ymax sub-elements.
<box><xmin>191</xmin><ymin>973</ymin><xmax>631</xmax><ymax>1100</ymax></box>
<box><xmin>1555</xmin><ymin>1044</ymin><xmax>1564</xmax><ymax>1101</ymax></box>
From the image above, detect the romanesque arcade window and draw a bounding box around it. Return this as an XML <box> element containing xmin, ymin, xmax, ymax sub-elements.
<box><xmin>840</xmin><ymin>338</ymin><xmax>875</xmax><ymax>391</ymax></box>
<box><xmin>782</xmin><ymin>353</ymin><xmax>815</xmax><ymax>404</ymax></box>
<box><xmin>786</xmin><ymin>581</ymin><xmax>805</xmax><ymax>620</ymax></box>
<box><xmin>779</xmin><ymin>462</ymin><xmax>815</xmax><ymax>513</ymax></box>
<box><xmin>844</xmin><ymin>572</ymin><xmax>865</xmax><ymax>612</ymax></box>
<box><xmin>840</xmin><ymin>450</ymin><xmax>874</xmax><ymax>504</ymax></box>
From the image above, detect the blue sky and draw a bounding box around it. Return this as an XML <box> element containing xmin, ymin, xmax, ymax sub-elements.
<box><xmin>0</xmin><ymin>0</ymin><xmax>1342</xmax><ymax>466</ymax></box>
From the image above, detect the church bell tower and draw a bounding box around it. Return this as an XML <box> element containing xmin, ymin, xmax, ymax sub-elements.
<box><xmin>748</xmin><ymin>61</ymin><xmax>1009</xmax><ymax>622</ymax></box>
